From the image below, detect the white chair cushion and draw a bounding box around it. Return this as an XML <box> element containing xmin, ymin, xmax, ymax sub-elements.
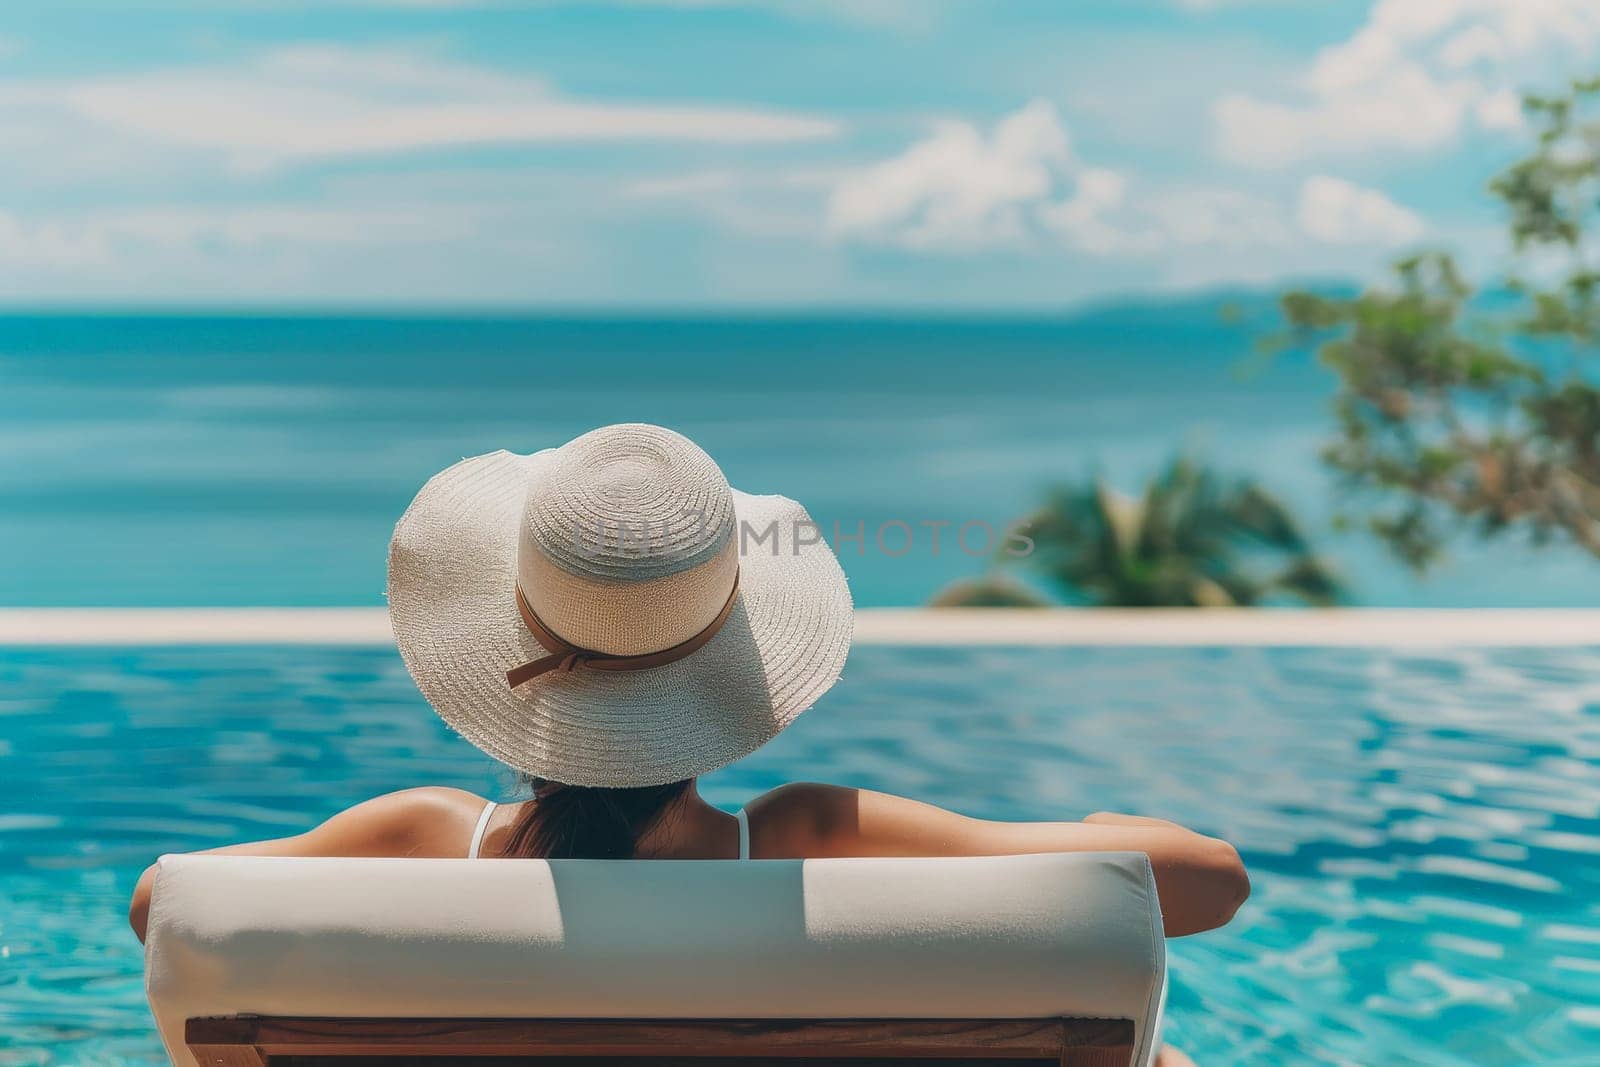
<box><xmin>145</xmin><ymin>851</ymin><xmax>1166</xmax><ymax>1067</ymax></box>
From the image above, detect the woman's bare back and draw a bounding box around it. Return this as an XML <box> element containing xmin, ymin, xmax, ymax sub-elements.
<box><xmin>129</xmin><ymin>781</ymin><xmax>1247</xmax><ymax>942</ymax></box>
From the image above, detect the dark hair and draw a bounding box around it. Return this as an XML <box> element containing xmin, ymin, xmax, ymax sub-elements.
<box><xmin>503</xmin><ymin>776</ymin><xmax>694</xmax><ymax>859</ymax></box>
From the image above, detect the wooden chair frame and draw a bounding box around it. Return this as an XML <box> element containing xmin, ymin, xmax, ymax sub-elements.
<box><xmin>186</xmin><ymin>1016</ymin><xmax>1137</xmax><ymax>1067</ymax></box>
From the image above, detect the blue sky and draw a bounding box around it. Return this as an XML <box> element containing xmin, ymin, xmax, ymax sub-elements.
<box><xmin>2</xmin><ymin>0</ymin><xmax>1597</xmax><ymax>307</ymax></box>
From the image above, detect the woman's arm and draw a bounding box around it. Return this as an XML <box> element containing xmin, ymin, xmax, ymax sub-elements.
<box><xmin>749</xmin><ymin>783</ymin><xmax>1249</xmax><ymax>938</ymax></box>
<box><xmin>128</xmin><ymin>787</ymin><xmax>483</xmax><ymax>943</ymax></box>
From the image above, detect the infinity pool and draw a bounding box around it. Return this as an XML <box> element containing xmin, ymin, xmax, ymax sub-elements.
<box><xmin>3</xmin><ymin>644</ymin><xmax>1598</xmax><ymax>1065</ymax></box>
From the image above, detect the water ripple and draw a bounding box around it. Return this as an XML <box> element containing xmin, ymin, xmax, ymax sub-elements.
<box><xmin>2</xmin><ymin>644</ymin><xmax>1598</xmax><ymax>1064</ymax></box>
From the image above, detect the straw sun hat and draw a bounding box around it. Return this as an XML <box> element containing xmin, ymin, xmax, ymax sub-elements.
<box><xmin>387</xmin><ymin>423</ymin><xmax>853</xmax><ymax>787</ymax></box>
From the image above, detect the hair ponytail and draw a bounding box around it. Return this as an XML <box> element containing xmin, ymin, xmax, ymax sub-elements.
<box><xmin>504</xmin><ymin>776</ymin><xmax>692</xmax><ymax>859</ymax></box>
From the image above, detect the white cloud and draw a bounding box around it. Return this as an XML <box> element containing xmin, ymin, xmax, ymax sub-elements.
<box><xmin>597</xmin><ymin>0</ymin><xmax>935</xmax><ymax>30</ymax></box>
<box><xmin>1214</xmin><ymin>0</ymin><xmax>1600</xmax><ymax>167</ymax></box>
<box><xmin>1474</xmin><ymin>87</ymin><xmax>1524</xmax><ymax>131</ymax></box>
<box><xmin>1296</xmin><ymin>175</ymin><xmax>1424</xmax><ymax>245</ymax></box>
<box><xmin>627</xmin><ymin>170</ymin><xmax>744</xmax><ymax>198</ymax></box>
<box><xmin>0</xmin><ymin>171</ymin><xmax>1444</xmax><ymax>308</ymax></box>
<box><xmin>1038</xmin><ymin>168</ymin><xmax>1133</xmax><ymax>254</ymax></box>
<box><xmin>824</xmin><ymin>99</ymin><xmax>1122</xmax><ymax>251</ymax></box>
<box><xmin>0</xmin><ymin>182</ymin><xmax>599</xmax><ymax>304</ymax></box>
<box><xmin>97</xmin><ymin>0</ymin><xmax>934</xmax><ymax>26</ymax></box>
<box><xmin>0</xmin><ymin>202</ymin><xmax>481</xmax><ymax>270</ymax></box>
<box><xmin>2</xmin><ymin>43</ymin><xmax>838</xmax><ymax>174</ymax></box>
<box><xmin>0</xmin><ymin>212</ymin><xmax>110</xmax><ymax>269</ymax></box>
<box><xmin>1144</xmin><ymin>187</ymin><xmax>1295</xmax><ymax>249</ymax></box>
<box><xmin>812</xmin><ymin>100</ymin><xmax>1430</xmax><ymax>261</ymax></box>
<box><xmin>1215</xmin><ymin>63</ymin><xmax>1477</xmax><ymax>168</ymax></box>
<box><xmin>622</xmin><ymin>165</ymin><xmax>834</xmax><ymax>238</ymax></box>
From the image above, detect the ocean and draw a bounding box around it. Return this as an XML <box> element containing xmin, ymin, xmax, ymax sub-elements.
<box><xmin>4</xmin><ymin>302</ymin><xmax>1598</xmax><ymax>607</ymax></box>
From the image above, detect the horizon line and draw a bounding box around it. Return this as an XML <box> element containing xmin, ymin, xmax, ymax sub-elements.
<box><xmin>0</xmin><ymin>281</ymin><xmax>1356</xmax><ymax>321</ymax></box>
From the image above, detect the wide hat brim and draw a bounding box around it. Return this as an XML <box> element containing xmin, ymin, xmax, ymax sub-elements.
<box><xmin>387</xmin><ymin>450</ymin><xmax>853</xmax><ymax>787</ymax></box>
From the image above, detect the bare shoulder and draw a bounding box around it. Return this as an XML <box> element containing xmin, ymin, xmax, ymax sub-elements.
<box><xmin>224</xmin><ymin>786</ymin><xmax>492</xmax><ymax>859</ymax></box>
<box><xmin>745</xmin><ymin>782</ymin><xmax>973</xmax><ymax>858</ymax></box>
<box><xmin>362</xmin><ymin>785</ymin><xmax>486</xmax><ymax>819</ymax></box>
<box><xmin>744</xmin><ymin>782</ymin><xmax>855</xmax><ymax>857</ymax></box>
<box><xmin>343</xmin><ymin>786</ymin><xmax>488</xmax><ymax>856</ymax></box>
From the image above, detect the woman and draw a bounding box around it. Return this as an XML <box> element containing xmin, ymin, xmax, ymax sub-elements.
<box><xmin>130</xmin><ymin>423</ymin><xmax>1243</xmax><ymax>1065</ymax></box>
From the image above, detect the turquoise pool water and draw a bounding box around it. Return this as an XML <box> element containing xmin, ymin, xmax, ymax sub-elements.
<box><xmin>2</xmin><ymin>644</ymin><xmax>1598</xmax><ymax>1065</ymax></box>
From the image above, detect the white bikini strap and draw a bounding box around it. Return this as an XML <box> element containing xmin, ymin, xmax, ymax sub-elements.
<box><xmin>734</xmin><ymin>807</ymin><xmax>750</xmax><ymax>860</ymax></box>
<box><xmin>467</xmin><ymin>800</ymin><xmax>496</xmax><ymax>859</ymax></box>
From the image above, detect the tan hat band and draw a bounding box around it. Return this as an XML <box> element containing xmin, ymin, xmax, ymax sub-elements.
<box><xmin>507</xmin><ymin>573</ymin><xmax>741</xmax><ymax>689</ymax></box>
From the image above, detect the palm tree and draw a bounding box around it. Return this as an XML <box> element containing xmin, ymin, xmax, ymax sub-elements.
<box><xmin>927</xmin><ymin>572</ymin><xmax>1049</xmax><ymax>608</ymax></box>
<box><xmin>934</xmin><ymin>456</ymin><xmax>1343</xmax><ymax>607</ymax></box>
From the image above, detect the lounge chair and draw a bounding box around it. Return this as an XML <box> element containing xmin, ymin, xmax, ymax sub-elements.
<box><xmin>144</xmin><ymin>851</ymin><xmax>1167</xmax><ymax>1067</ymax></box>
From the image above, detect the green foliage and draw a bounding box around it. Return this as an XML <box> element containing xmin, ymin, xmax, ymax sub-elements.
<box><xmin>934</xmin><ymin>456</ymin><xmax>1342</xmax><ymax>608</ymax></box>
<box><xmin>1277</xmin><ymin>75</ymin><xmax>1600</xmax><ymax>569</ymax></box>
<box><xmin>927</xmin><ymin>573</ymin><xmax>1050</xmax><ymax>608</ymax></box>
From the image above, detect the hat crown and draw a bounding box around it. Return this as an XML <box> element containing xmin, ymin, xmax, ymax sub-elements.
<box><xmin>518</xmin><ymin>424</ymin><xmax>739</xmax><ymax>655</ymax></box>
<box><xmin>386</xmin><ymin>422</ymin><xmax>853</xmax><ymax>788</ymax></box>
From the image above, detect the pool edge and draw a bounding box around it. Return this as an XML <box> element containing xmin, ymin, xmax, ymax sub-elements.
<box><xmin>3</xmin><ymin>607</ymin><xmax>1598</xmax><ymax>646</ymax></box>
